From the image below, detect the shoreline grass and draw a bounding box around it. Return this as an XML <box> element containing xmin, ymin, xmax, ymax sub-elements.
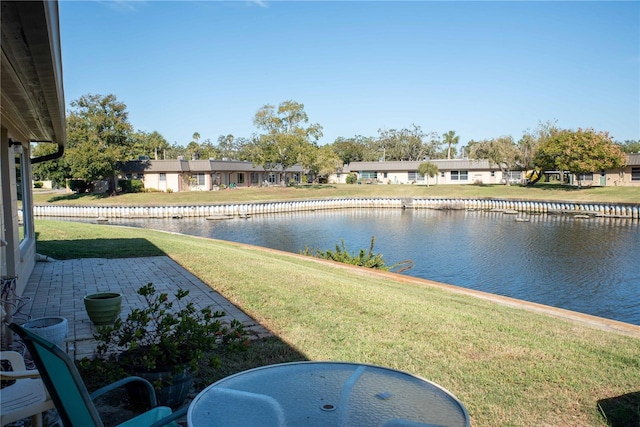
<box><xmin>33</xmin><ymin>182</ymin><xmax>640</xmax><ymax>206</ymax></box>
<box><xmin>36</xmin><ymin>219</ymin><xmax>640</xmax><ymax>426</ymax></box>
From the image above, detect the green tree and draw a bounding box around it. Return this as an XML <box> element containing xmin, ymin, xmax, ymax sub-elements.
<box><xmin>253</xmin><ymin>100</ymin><xmax>323</xmax><ymax>186</ymax></box>
<box><xmin>131</xmin><ymin>130</ymin><xmax>170</xmax><ymax>160</ymax></box>
<box><xmin>442</xmin><ymin>130</ymin><xmax>459</xmax><ymax>160</ymax></box>
<box><xmin>217</xmin><ymin>134</ymin><xmax>236</xmax><ymax>159</ymax></box>
<box><xmin>534</xmin><ymin>128</ymin><xmax>627</xmax><ymax>187</ymax></box>
<box><xmin>65</xmin><ymin>94</ymin><xmax>134</xmax><ymax>192</ymax></box>
<box><xmin>618</xmin><ymin>139</ymin><xmax>640</xmax><ymax>153</ymax></box>
<box><xmin>330</xmin><ymin>136</ymin><xmax>369</xmax><ymax>164</ymax></box>
<box><xmin>31</xmin><ymin>142</ymin><xmax>69</xmax><ymax>186</ymax></box>
<box><xmin>519</xmin><ymin>120</ymin><xmax>559</xmax><ymax>185</ymax></box>
<box><xmin>470</xmin><ymin>136</ymin><xmax>520</xmax><ymax>185</ymax></box>
<box><xmin>299</xmin><ymin>145</ymin><xmax>342</xmax><ymax>183</ymax></box>
<box><xmin>376</xmin><ymin>125</ymin><xmax>438</xmax><ymax>161</ymax></box>
<box><xmin>417</xmin><ymin>162</ymin><xmax>439</xmax><ymax>187</ymax></box>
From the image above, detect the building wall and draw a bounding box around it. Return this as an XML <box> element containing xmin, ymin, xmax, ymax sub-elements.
<box><xmin>1</xmin><ymin>128</ymin><xmax>36</xmax><ymax>295</ymax></box>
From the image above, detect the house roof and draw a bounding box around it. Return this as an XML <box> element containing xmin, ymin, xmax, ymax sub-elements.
<box><xmin>343</xmin><ymin>159</ymin><xmax>492</xmax><ymax>172</ymax></box>
<box><xmin>1</xmin><ymin>1</ymin><xmax>66</xmax><ymax>162</ymax></box>
<box><xmin>120</xmin><ymin>160</ymin><xmax>305</xmax><ymax>174</ymax></box>
<box><xmin>627</xmin><ymin>153</ymin><xmax>640</xmax><ymax>166</ymax></box>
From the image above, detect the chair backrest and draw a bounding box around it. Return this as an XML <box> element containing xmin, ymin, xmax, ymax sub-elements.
<box><xmin>9</xmin><ymin>322</ymin><xmax>103</xmax><ymax>427</ymax></box>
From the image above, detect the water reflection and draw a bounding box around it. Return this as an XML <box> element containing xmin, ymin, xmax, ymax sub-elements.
<box><xmin>50</xmin><ymin>210</ymin><xmax>640</xmax><ymax>325</ymax></box>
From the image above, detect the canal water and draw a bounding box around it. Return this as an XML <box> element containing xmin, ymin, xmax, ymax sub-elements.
<box><xmin>55</xmin><ymin>209</ymin><xmax>640</xmax><ymax>326</ymax></box>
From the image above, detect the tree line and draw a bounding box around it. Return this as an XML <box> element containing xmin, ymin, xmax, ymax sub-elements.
<box><xmin>32</xmin><ymin>93</ymin><xmax>637</xmax><ymax>191</ymax></box>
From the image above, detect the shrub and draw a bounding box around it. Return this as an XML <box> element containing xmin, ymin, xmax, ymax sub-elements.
<box><xmin>33</xmin><ymin>181</ymin><xmax>43</xmax><ymax>188</ymax></box>
<box><xmin>68</xmin><ymin>179</ymin><xmax>92</xmax><ymax>193</ymax></box>
<box><xmin>120</xmin><ymin>179</ymin><xmax>144</xmax><ymax>193</ymax></box>
<box><xmin>346</xmin><ymin>173</ymin><xmax>358</xmax><ymax>184</ymax></box>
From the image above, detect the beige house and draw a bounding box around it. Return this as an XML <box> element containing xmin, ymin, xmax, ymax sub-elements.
<box><xmin>334</xmin><ymin>155</ymin><xmax>640</xmax><ymax>187</ymax></box>
<box><xmin>334</xmin><ymin>159</ymin><xmax>521</xmax><ymax>185</ymax></box>
<box><xmin>1</xmin><ymin>1</ymin><xmax>66</xmax><ymax>294</ymax></box>
<box><xmin>119</xmin><ymin>159</ymin><xmax>306</xmax><ymax>192</ymax></box>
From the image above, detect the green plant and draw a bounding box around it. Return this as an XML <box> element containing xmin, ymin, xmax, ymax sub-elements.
<box><xmin>89</xmin><ymin>283</ymin><xmax>248</xmax><ymax>377</ymax></box>
<box><xmin>301</xmin><ymin>236</ymin><xmax>413</xmax><ymax>273</ymax></box>
<box><xmin>33</xmin><ymin>181</ymin><xmax>43</xmax><ymax>188</ymax></box>
<box><xmin>346</xmin><ymin>173</ymin><xmax>358</xmax><ymax>184</ymax></box>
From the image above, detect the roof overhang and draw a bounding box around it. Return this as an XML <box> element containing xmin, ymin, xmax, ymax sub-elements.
<box><xmin>1</xmin><ymin>0</ymin><xmax>66</xmax><ymax>163</ymax></box>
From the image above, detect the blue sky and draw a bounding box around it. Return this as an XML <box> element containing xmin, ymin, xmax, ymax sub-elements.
<box><xmin>59</xmin><ymin>1</ymin><xmax>640</xmax><ymax>148</ymax></box>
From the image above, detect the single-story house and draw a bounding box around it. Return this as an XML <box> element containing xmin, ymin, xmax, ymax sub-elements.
<box><xmin>119</xmin><ymin>159</ymin><xmax>306</xmax><ymax>192</ymax></box>
<box><xmin>1</xmin><ymin>1</ymin><xmax>66</xmax><ymax>294</ymax></box>
<box><xmin>332</xmin><ymin>159</ymin><xmax>522</xmax><ymax>185</ymax></box>
<box><xmin>332</xmin><ymin>154</ymin><xmax>640</xmax><ymax>187</ymax></box>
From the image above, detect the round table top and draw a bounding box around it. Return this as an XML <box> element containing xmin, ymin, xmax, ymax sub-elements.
<box><xmin>188</xmin><ymin>361</ymin><xmax>470</xmax><ymax>427</ymax></box>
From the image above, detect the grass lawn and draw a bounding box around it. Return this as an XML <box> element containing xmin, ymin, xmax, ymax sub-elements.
<box><xmin>36</xmin><ymin>219</ymin><xmax>640</xmax><ymax>427</ymax></box>
<box><xmin>33</xmin><ymin>182</ymin><xmax>640</xmax><ymax>206</ymax></box>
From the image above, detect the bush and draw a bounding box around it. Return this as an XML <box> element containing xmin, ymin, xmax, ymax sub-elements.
<box><xmin>33</xmin><ymin>182</ymin><xmax>43</xmax><ymax>188</ymax></box>
<box><xmin>120</xmin><ymin>179</ymin><xmax>144</xmax><ymax>193</ymax></box>
<box><xmin>166</xmin><ymin>188</ymin><xmax>173</xmax><ymax>193</ymax></box>
<box><xmin>346</xmin><ymin>173</ymin><xmax>358</xmax><ymax>184</ymax></box>
<box><xmin>68</xmin><ymin>179</ymin><xmax>92</xmax><ymax>193</ymax></box>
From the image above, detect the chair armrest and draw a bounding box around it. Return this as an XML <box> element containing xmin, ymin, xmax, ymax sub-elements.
<box><xmin>0</xmin><ymin>369</ymin><xmax>41</xmax><ymax>380</ymax></box>
<box><xmin>89</xmin><ymin>375</ymin><xmax>158</xmax><ymax>407</ymax></box>
<box><xmin>148</xmin><ymin>405</ymin><xmax>188</xmax><ymax>427</ymax></box>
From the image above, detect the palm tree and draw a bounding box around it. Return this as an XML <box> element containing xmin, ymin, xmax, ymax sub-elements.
<box><xmin>417</xmin><ymin>162</ymin><xmax>439</xmax><ymax>187</ymax></box>
<box><xmin>443</xmin><ymin>130</ymin><xmax>459</xmax><ymax>160</ymax></box>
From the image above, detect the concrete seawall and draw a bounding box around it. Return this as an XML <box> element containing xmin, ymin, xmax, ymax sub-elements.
<box><xmin>34</xmin><ymin>198</ymin><xmax>640</xmax><ymax>220</ymax></box>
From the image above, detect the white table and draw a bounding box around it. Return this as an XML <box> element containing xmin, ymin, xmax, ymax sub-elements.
<box><xmin>188</xmin><ymin>361</ymin><xmax>470</xmax><ymax>427</ymax></box>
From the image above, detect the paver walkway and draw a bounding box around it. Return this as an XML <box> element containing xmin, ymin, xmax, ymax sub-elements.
<box><xmin>19</xmin><ymin>256</ymin><xmax>270</xmax><ymax>359</ymax></box>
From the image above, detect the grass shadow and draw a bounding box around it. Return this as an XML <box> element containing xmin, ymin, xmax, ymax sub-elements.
<box><xmin>45</xmin><ymin>193</ymin><xmax>112</xmax><ymax>203</ymax></box>
<box><xmin>35</xmin><ymin>236</ymin><xmax>166</xmax><ymax>259</ymax></box>
<box><xmin>598</xmin><ymin>391</ymin><xmax>640</xmax><ymax>427</ymax></box>
<box><xmin>292</xmin><ymin>184</ymin><xmax>337</xmax><ymax>190</ymax></box>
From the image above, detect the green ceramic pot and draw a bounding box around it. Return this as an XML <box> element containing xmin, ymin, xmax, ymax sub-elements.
<box><xmin>83</xmin><ymin>292</ymin><xmax>122</xmax><ymax>325</ymax></box>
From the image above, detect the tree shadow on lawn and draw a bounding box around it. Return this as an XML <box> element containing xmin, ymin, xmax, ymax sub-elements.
<box><xmin>45</xmin><ymin>192</ymin><xmax>111</xmax><ymax>203</ymax></box>
<box><xmin>598</xmin><ymin>391</ymin><xmax>640</xmax><ymax>427</ymax></box>
<box><xmin>35</xmin><ymin>236</ymin><xmax>166</xmax><ymax>260</ymax></box>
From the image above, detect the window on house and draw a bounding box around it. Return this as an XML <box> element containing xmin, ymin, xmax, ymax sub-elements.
<box><xmin>441</xmin><ymin>172</ymin><xmax>445</xmax><ymax>178</ymax></box>
<box><xmin>631</xmin><ymin>167</ymin><xmax>640</xmax><ymax>181</ymax></box>
<box><xmin>508</xmin><ymin>171</ymin><xmax>522</xmax><ymax>181</ymax></box>
<box><xmin>251</xmin><ymin>172</ymin><xmax>259</xmax><ymax>183</ymax></box>
<box><xmin>578</xmin><ymin>173</ymin><xmax>593</xmax><ymax>181</ymax></box>
<box><xmin>268</xmin><ymin>173</ymin><xmax>276</xmax><ymax>183</ymax></box>
<box><xmin>159</xmin><ymin>173</ymin><xmax>166</xmax><ymax>181</ymax></box>
<box><xmin>237</xmin><ymin>173</ymin><xmax>244</xmax><ymax>184</ymax></box>
<box><xmin>360</xmin><ymin>171</ymin><xmax>377</xmax><ymax>179</ymax></box>
<box><xmin>14</xmin><ymin>150</ymin><xmax>29</xmax><ymax>244</ymax></box>
<box><xmin>408</xmin><ymin>171</ymin><xmax>424</xmax><ymax>181</ymax></box>
<box><xmin>191</xmin><ymin>173</ymin><xmax>205</xmax><ymax>185</ymax></box>
<box><xmin>491</xmin><ymin>171</ymin><xmax>495</xmax><ymax>177</ymax></box>
<box><xmin>451</xmin><ymin>170</ymin><xmax>468</xmax><ymax>181</ymax></box>
<box><xmin>292</xmin><ymin>173</ymin><xmax>299</xmax><ymax>183</ymax></box>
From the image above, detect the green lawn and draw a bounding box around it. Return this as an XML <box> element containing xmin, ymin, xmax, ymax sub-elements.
<box><xmin>33</xmin><ymin>182</ymin><xmax>640</xmax><ymax>206</ymax></box>
<box><xmin>36</xmin><ymin>219</ymin><xmax>640</xmax><ymax>427</ymax></box>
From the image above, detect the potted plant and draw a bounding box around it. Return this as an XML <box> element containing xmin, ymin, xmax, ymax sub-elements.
<box><xmin>88</xmin><ymin>283</ymin><xmax>248</xmax><ymax>407</ymax></box>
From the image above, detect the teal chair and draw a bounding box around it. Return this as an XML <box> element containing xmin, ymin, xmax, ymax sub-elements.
<box><xmin>9</xmin><ymin>323</ymin><xmax>187</xmax><ymax>427</ymax></box>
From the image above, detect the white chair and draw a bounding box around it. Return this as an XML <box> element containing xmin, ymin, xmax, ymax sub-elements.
<box><xmin>1</xmin><ymin>351</ymin><xmax>55</xmax><ymax>427</ymax></box>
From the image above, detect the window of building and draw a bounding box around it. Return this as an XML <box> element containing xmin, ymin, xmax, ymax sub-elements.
<box><xmin>508</xmin><ymin>171</ymin><xmax>522</xmax><ymax>181</ymax></box>
<box><xmin>451</xmin><ymin>170</ymin><xmax>468</xmax><ymax>181</ymax></box>
<box><xmin>191</xmin><ymin>173</ymin><xmax>205</xmax><ymax>186</ymax></box>
<box><xmin>251</xmin><ymin>172</ymin><xmax>259</xmax><ymax>183</ymax></box>
<box><xmin>360</xmin><ymin>171</ymin><xmax>377</xmax><ymax>179</ymax></box>
<box><xmin>237</xmin><ymin>173</ymin><xmax>244</xmax><ymax>184</ymax></box>
<box><xmin>631</xmin><ymin>167</ymin><xmax>640</xmax><ymax>181</ymax></box>
<box><xmin>408</xmin><ymin>171</ymin><xmax>424</xmax><ymax>181</ymax></box>
<box><xmin>292</xmin><ymin>173</ymin><xmax>299</xmax><ymax>183</ymax></box>
<box><xmin>441</xmin><ymin>172</ymin><xmax>445</xmax><ymax>178</ymax></box>
<box><xmin>578</xmin><ymin>172</ymin><xmax>593</xmax><ymax>181</ymax></box>
<box><xmin>268</xmin><ymin>173</ymin><xmax>276</xmax><ymax>183</ymax></box>
<box><xmin>491</xmin><ymin>171</ymin><xmax>495</xmax><ymax>177</ymax></box>
<box><xmin>14</xmin><ymin>150</ymin><xmax>29</xmax><ymax>244</ymax></box>
<box><xmin>159</xmin><ymin>173</ymin><xmax>166</xmax><ymax>182</ymax></box>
